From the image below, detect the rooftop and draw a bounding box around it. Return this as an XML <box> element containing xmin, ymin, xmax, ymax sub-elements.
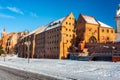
<box><xmin>81</xmin><ymin>14</ymin><xmax>98</xmax><ymax>25</ymax></box>
<box><xmin>81</xmin><ymin>14</ymin><xmax>113</xmax><ymax>28</ymax></box>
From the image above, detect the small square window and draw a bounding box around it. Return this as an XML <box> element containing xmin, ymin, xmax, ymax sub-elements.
<box><xmin>69</xmin><ymin>23</ymin><xmax>71</xmax><ymax>25</ymax></box>
<box><xmin>66</xmin><ymin>34</ymin><xmax>68</xmax><ymax>36</ymax></box>
<box><xmin>66</xmin><ymin>22</ymin><xmax>68</xmax><ymax>24</ymax></box>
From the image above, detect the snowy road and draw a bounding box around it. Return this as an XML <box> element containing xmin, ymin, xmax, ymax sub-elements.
<box><xmin>0</xmin><ymin>55</ymin><xmax>120</xmax><ymax>80</ymax></box>
<box><xmin>0</xmin><ymin>65</ymin><xmax>58</xmax><ymax>80</ymax></box>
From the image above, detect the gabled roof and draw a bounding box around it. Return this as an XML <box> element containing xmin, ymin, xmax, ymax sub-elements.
<box><xmin>81</xmin><ymin>14</ymin><xmax>113</xmax><ymax>28</ymax></box>
<box><xmin>36</xmin><ymin>26</ymin><xmax>47</xmax><ymax>34</ymax></box>
<box><xmin>36</xmin><ymin>17</ymin><xmax>66</xmax><ymax>34</ymax></box>
<box><xmin>23</xmin><ymin>26</ymin><xmax>46</xmax><ymax>37</ymax></box>
<box><xmin>23</xmin><ymin>16</ymin><xmax>66</xmax><ymax>38</ymax></box>
<box><xmin>98</xmin><ymin>21</ymin><xmax>112</xmax><ymax>28</ymax></box>
<box><xmin>81</xmin><ymin>14</ymin><xmax>98</xmax><ymax>25</ymax></box>
<box><xmin>44</xmin><ymin>17</ymin><xmax>66</xmax><ymax>31</ymax></box>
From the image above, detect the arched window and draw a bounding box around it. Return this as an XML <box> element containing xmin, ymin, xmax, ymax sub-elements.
<box><xmin>89</xmin><ymin>36</ymin><xmax>97</xmax><ymax>43</ymax></box>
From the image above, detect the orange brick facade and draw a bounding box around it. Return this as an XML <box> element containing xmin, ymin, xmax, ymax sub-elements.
<box><xmin>34</xmin><ymin>13</ymin><xmax>75</xmax><ymax>59</ymax></box>
<box><xmin>1</xmin><ymin>13</ymin><xmax>117</xmax><ymax>60</ymax></box>
<box><xmin>75</xmin><ymin>14</ymin><xmax>115</xmax><ymax>51</ymax></box>
<box><xmin>0</xmin><ymin>28</ymin><xmax>25</xmax><ymax>54</ymax></box>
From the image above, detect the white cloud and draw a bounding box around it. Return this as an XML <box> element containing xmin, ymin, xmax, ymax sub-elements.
<box><xmin>0</xmin><ymin>13</ymin><xmax>15</xmax><ymax>19</ymax></box>
<box><xmin>30</xmin><ymin>12</ymin><xmax>38</xmax><ymax>18</ymax></box>
<box><xmin>6</xmin><ymin>7</ymin><xmax>24</xmax><ymax>15</ymax></box>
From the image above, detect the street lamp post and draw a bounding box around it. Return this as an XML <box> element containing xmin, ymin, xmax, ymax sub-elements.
<box><xmin>24</xmin><ymin>30</ymin><xmax>31</xmax><ymax>63</ymax></box>
<box><xmin>25</xmin><ymin>40</ymin><xmax>31</xmax><ymax>63</ymax></box>
<box><xmin>2</xmin><ymin>48</ymin><xmax>6</xmax><ymax>62</ymax></box>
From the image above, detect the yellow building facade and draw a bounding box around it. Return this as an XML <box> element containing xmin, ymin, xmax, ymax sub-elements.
<box><xmin>0</xmin><ymin>28</ymin><xmax>25</xmax><ymax>54</ymax></box>
<box><xmin>60</xmin><ymin>13</ymin><xmax>75</xmax><ymax>58</ymax></box>
<box><xmin>76</xmin><ymin>14</ymin><xmax>115</xmax><ymax>46</ymax></box>
<box><xmin>35</xmin><ymin>13</ymin><xmax>75</xmax><ymax>59</ymax></box>
<box><xmin>16</xmin><ymin>13</ymin><xmax>116</xmax><ymax>59</ymax></box>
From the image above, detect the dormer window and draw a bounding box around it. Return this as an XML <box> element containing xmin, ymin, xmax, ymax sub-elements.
<box><xmin>59</xmin><ymin>21</ymin><xmax>61</xmax><ymax>23</ymax></box>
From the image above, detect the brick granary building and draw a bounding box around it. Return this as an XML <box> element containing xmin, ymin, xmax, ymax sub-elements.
<box><xmin>16</xmin><ymin>12</ymin><xmax>117</xmax><ymax>60</ymax></box>
<box><xmin>1</xmin><ymin>4</ymin><xmax>120</xmax><ymax>61</ymax></box>
<box><xmin>17</xmin><ymin>13</ymin><xmax>75</xmax><ymax>59</ymax></box>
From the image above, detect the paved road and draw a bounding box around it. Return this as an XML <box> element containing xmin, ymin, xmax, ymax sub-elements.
<box><xmin>0</xmin><ymin>65</ymin><xmax>59</xmax><ymax>80</ymax></box>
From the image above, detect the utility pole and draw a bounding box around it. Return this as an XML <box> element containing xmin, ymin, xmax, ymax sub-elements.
<box><xmin>25</xmin><ymin>31</ymin><xmax>31</xmax><ymax>63</ymax></box>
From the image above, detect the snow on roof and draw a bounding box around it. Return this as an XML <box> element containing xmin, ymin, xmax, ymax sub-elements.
<box><xmin>36</xmin><ymin>17</ymin><xmax>66</xmax><ymax>34</ymax></box>
<box><xmin>23</xmin><ymin>25</ymin><xmax>47</xmax><ymax>37</ymax></box>
<box><xmin>23</xmin><ymin>29</ymin><xmax>38</xmax><ymax>38</ymax></box>
<box><xmin>81</xmin><ymin>14</ymin><xmax>98</xmax><ymax>25</ymax></box>
<box><xmin>45</xmin><ymin>17</ymin><xmax>66</xmax><ymax>31</ymax></box>
<box><xmin>81</xmin><ymin>14</ymin><xmax>113</xmax><ymax>28</ymax></box>
<box><xmin>98</xmin><ymin>21</ymin><xmax>112</xmax><ymax>28</ymax></box>
<box><xmin>22</xmin><ymin>17</ymin><xmax>66</xmax><ymax>38</ymax></box>
<box><xmin>23</xmin><ymin>31</ymin><xmax>34</xmax><ymax>38</ymax></box>
<box><xmin>36</xmin><ymin>26</ymin><xmax>47</xmax><ymax>34</ymax></box>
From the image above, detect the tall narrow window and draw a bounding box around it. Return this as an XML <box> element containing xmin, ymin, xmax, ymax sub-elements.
<box><xmin>69</xmin><ymin>23</ymin><xmax>71</xmax><ymax>25</ymax></box>
<box><xmin>111</xmin><ymin>30</ymin><xmax>113</xmax><ymax>33</ymax></box>
<box><xmin>107</xmin><ymin>29</ymin><xmax>109</xmax><ymax>33</ymax></box>
<box><xmin>102</xmin><ymin>29</ymin><xmax>104</xmax><ymax>32</ymax></box>
<box><xmin>66</xmin><ymin>22</ymin><xmax>68</xmax><ymax>25</ymax></box>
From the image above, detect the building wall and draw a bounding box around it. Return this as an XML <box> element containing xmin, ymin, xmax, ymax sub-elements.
<box><xmin>76</xmin><ymin>15</ymin><xmax>99</xmax><ymax>43</ymax></box>
<box><xmin>99</xmin><ymin>27</ymin><xmax>115</xmax><ymax>43</ymax></box>
<box><xmin>35</xmin><ymin>26</ymin><xmax>62</xmax><ymax>59</ymax></box>
<box><xmin>6</xmin><ymin>33</ymin><xmax>18</xmax><ymax>54</ymax></box>
<box><xmin>60</xmin><ymin>13</ymin><xmax>75</xmax><ymax>59</ymax></box>
<box><xmin>34</xmin><ymin>13</ymin><xmax>75</xmax><ymax>59</ymax></box>
<box><xmin>0</xmin><ymin>31</ymin><xmax>23</xmax><ymax>54</ymax></box>
<box><xmin>84</xmin><ymin>23</ymin><xmax>98</xmax><ymax>43</ymax></box>
<box><xmin>17</xmin><ymin>13</ymin><xmax>116</xmax><ymax>59</ymax></box>
<box><xmin>45</xmin><ymin>27</ymin><xmax>61</xmax><ymax>58</ymax></box>
<box><xmin>35</xmin><ymin>32</ymin><xmax>45</xmax><ymax>58</ymax></box>
<box><xmin>76</xmin><ymin>15</ymin><xmax>115</xmax><ymax>44</ymax></box>
<box><xmin>76</xmin><ymin>16</ymin><xmax>86</xmax><ymax>45</ymax></box>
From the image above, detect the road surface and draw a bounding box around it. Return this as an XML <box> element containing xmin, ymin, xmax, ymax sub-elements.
<box><xmin>0</xmin><ymin>65</ymin><xmax>59</xmax><ymax>80</ymax></box>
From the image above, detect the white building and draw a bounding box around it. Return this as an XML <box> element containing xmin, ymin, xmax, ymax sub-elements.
<box><xmin>115</xmin><ymin>4</ymin><xmax>120</xmax><ymax>41</ymax></box>
<box><xmin>115</xmin><ymin>4</ymin><xmax>120</xmax><ymax>33</ymax></box>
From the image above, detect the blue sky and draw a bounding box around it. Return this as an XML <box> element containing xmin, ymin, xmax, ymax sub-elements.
<box><xmin>0</xmin><ymin>0</ymin><xmax>120</xmax><ymax>33</ymax></box>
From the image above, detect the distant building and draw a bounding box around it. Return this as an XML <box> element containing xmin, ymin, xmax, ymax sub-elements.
<box><xmin>0</xmin><ymin>28</ymin><xmax>25</xmax><ymax>54</ymax></box>
<box><xmin>17</xmin><ymin>26</ymin><xmax>45</xmax><ymax>58</ymax></box>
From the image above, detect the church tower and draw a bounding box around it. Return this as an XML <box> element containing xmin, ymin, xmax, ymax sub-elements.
<box><xmin>1</xmin><ymin>27</ymin><xmax>6</xmax><ymax>38</ymax></box>
<box><xmin>115</xmin><ymin>4</ymin><xmax>120</xmax><ymax>33</ymax></box>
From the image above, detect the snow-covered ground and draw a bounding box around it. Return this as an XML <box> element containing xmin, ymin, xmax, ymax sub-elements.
<box><xmin>0</xmin><ymin>55</ymin><xmax>120</xmax><ymax>80</ymax></box>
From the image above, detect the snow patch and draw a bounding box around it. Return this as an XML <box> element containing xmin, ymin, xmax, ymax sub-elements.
<box><xmin>98</xmin><ymin>21</ymin><xmax>112</xmax><ymax>28</ymax></box>
<box><xmin>0</xmin><ymin>56</ymin><xmax>120</xmax><ymax>80</ymax></box>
